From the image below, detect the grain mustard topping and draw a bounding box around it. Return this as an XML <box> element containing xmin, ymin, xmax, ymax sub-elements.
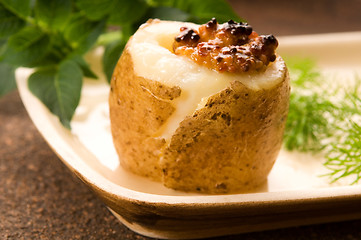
<box><xmin>173</xmin><ymin>18</ymin><xmax>278</xmax><ymax>73</ymax></box>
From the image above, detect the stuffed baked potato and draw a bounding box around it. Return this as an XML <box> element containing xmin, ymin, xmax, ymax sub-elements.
<box><xmin>109</xmin><ymin>19</ymin><xmax>290</xmax><ymax>194</ymax></box>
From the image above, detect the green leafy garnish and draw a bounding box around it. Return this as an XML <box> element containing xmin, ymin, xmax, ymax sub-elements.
<box><xmin>285</xmin><ymin>58</ymin><xmax>361</xmax><ymax>184</ymax></box>
<box><xmin>284</xmin><ymin>58</ymin><xmax>337</xmax><ymax>152</ymax></box>
<box><xmin>324</xmin><ymin>120</ymin><xmax>361</xmax><ymax>184</ymax></box>
<box><xmin>28</xmin><ymin>60</ymin><xmax>83</xmax><ymax>129</ymax></box>
<box><xmin>323</xmin><ymin>85</ymin><xmax>361</xmax><ymax>184</ymax></box>
<box><xmin>284</xmin><ymin>92</ymin><xmax>335</xmax><ymax>152</ymax></box>
<box><xmin>0</xmin><ymin>0</ymin><xmax>240</xmax><ymax>128</ymax></box>
<box><xmin>0</xmin><ymin>61</ymin><xmax>16</xmax><ymax>96</ymax></box>
<box><xmin>0</xmin><ymin>4</ymin><xmax>25</xmax><ymax>37</ymax></box>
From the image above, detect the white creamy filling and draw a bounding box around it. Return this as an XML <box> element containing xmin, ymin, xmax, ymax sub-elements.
<box><xmin>128</xmin><ymin>20</ymin><xmax>285</xmax><ymax>141</ymax></box>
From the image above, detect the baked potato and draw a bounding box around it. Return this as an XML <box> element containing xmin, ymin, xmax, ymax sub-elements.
<box><xmin>109</xmin><ymin>19</ymin><xmax>290</xmax><ymax>194</ymax></box>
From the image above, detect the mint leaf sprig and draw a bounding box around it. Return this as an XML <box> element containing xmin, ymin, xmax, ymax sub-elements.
<box><xmin>0</xmin><ymin>0</ymin><xmax>240</xmax><ymax>128</ymax></box>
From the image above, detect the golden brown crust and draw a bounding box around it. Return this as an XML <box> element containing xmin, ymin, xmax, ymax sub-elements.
<box><xmin>161</xmin><ymin>70</ymin><xmax>290</xmax><ymax>194</ymax></box>
<box><xmin>109</xmin><ymin>48</ymin><xmax>181</xmax><ymax>181</ymax></box>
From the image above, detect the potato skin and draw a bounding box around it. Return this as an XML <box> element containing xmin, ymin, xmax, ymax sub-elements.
<box><xmin>161</xmin><ymin>72</ymin><xmax>290</xmax><ymax>194</ymax></box>
<box><xmin>110</xmin><ymin>45</ymin><xmax>290</xmax><ymax>194</ymax></box>
<box><xmin>109</xmin><ymin>48</ymin><xmax>181</xmax><ymax>181</ymax></box>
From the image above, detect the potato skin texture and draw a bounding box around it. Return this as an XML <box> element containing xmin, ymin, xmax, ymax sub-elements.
<box><xmin>161</xmin><ymin>72</ymin><xmax>290</xmax><ymax>194</ymax></box>
<box><xmin>110</xmin><ymin>44</ymin><xmax>290</xmax><ymax>194</ymax></box>
<box><xmin>109</xmin><ymin>48</ymin><xmax>181</xmax><ymax>181</ymax></box>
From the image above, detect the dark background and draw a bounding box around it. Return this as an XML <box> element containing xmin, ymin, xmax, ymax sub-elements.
<box><xmin>1</xmin><ymin>0</ymin><xmax>361</xmax><ymax>239</ymax></box>
<box><xmin>230</xmin><ymin>0</ymin><xmax>361</xmax><ymax>36</ymax></box>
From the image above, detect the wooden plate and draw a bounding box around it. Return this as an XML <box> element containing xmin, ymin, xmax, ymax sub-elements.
<box><xmin>16</xmin><ymin>32</ymin><xmax>361</xmax><ymax>239</ymax></box>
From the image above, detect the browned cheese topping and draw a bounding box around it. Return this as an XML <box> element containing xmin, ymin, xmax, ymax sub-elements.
<box><xmin>173</xmin><ymin>18</ymin><xmax>278</xmax><ymax>73</ymax></box>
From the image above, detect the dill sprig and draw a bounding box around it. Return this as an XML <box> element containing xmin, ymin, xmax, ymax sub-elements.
<box><xmin>284</xmin><ymin>92</ymin><xmax>335</xmax><ymax>152</ymax></box>
<box><xmin>324</xmin><ymin>120</ymin><xmax>361</xmax><ymax>184</ymax></box>
<box><xmin>285</xmin><ymin>58</ymin><xmax>361</xmax><ymax>184</ymax></box>
<box><xmin>286</xmin><ymin>58</ymin><xmax>321</xmax><ymax>88</ymax></box>
<box><xmin>323</xmin><ymin>86</ymin><xmax>361</xmax><ymax>184</ymax></box>
<box><xmin>283</xmin><ymin>58</ymin><xmax>338</xmax><ymax>152</ymax></box>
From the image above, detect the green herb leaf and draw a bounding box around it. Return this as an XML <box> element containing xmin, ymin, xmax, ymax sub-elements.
<box><xmin>284</xmin><ymin>92</ymin><xmax>335</xmax><ymax>152</ymax></box>
<box><xmin>322</xmin><ymin>80</ymin><xmax>361</xmax><ymax>184</ymax></box>
<box><xmin>96</xmin><ymin>30</ymin><xmax>122</xmax><ymax>46</ymax></box>
<box><xmin>108</xmin><ymin>0</ymin><xmax>148</xmax><ymax>25</ymax></box>
<box><xmin>188</xmin><ymin>0</ymin><xmax>241</xmax><ymax>23</ymax></box>
<box><xmin>146</xmin><ymin>6</ymin><xmax>190</xmax><ymax>21</ymax></box>
<box><xmin>64</xmin><ymin>16</ymin><xmax>105</xmax><ymax>54</ymax></box>
<box><xmin>339</xmin><ymin>77</ymin><xmax>361</xmax><ymax>115</ymax></box>
<box><xmin>324</xmin><ymin>120</ymin><xmax>361</xmax><ymax>185</ymax></box>
<box><xmin>1</xmin><ymin>25</ymin><xmax>50</xmax><ymax>67</ymax></box>
<box><xmin>35</xmin><ymin>0</ymin><xmax>72</xmax><ymax>31</ymax></box>
<box><xmin>145</xmin><ymin>0</ymin><xmax>170</xmax><ymax>6</ymax></box>
<box><xmin>0</xmin><ymin>0</ymin><xmax>31</xmax><ymax>19</ymax></box>
<box><xmin>286</xmin><ymin>57</ymin><xmax>321</xmax><ymax>88</ymax></box>
<box><xmin>159</xmin><ymin>0</ymin><xmax>241</xmax><ymax>23</ymax></box>
<box><xmin>285</xmin><ymin>58</ymin><xmax>361</xmax><ymax>184</ymax></box>
<box><xmin>0</xmin><ymin>61</ymin><xmax>16</xmax><ymax>96</ymax></box>
<box><xmin>1</xmin><ymin>0</ymin><xmax>245</xmax><ymax>131</ymax></box>
<box><xmin>0</xmin><ymin>38</ymin><xmax>5</xmax><ymax>47</ymax></box>
<box><xmin>75</xmin><ymin>0</ymin><xmax>114</xmax><ymax>21</ymax></box>
<box><xmin>54</xmin><ymin>60</ymin><xmax>83</xmax><ymax>128</ymax></box>
<box><xmin>28</xmin><ymin>60</ymin><xmax>83</xmax><ymax>129</ymax></box>
<box><xmin>102</xmin><ymin>40</ymin><xmax>125</xmax><ymax>82</ymax></box>
<box><xmin>0</xmin><ymin>4</ymin><xmax>25</xmax><ymax>38</ymax></box>
<box><xmin>283</xmin><ymin>58</ymin><xmax>338</xmax><ymax>152</ymax></box>
<box><xmin>70</xmin><ymin>55</ymin><xmax>98</xmax><ymax>79</ymax></box>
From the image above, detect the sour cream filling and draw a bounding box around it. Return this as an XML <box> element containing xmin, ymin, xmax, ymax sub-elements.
<box><xmin>128</xmin><ymin>20</ymin><xmax>286</xmax><ymax>141</ymax></box>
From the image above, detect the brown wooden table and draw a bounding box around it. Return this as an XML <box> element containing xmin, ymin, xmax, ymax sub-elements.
<box><xmin>1</xmin><ymin>1</ymin><xmax>361</xmax><ymax>239</ymax></box>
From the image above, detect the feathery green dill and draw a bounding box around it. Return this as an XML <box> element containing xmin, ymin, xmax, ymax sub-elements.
<box><xmin>324</xmin><ymin>120</ymin><xmax>361</xmax><ymax>184</ymax></box>
<box><xmin>284</xmin><ymin>58</ymin><xmax>337</xmax><ymax>152</ymax></box>
<box><xmin>285</xmin><ymin>58</ymin><xmax>361</xmax><ymax>184</ymax></box>
<box><xmin>323</xmin><ymin>84</ymin><xmax>361</xmax><ymax>184</ymax></box>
